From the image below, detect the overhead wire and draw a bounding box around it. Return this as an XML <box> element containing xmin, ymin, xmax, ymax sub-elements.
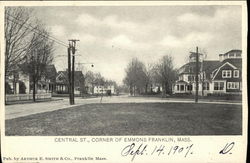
<box><xmin>5</xmin><ymin>13</ymin><xmax>68</xmax><ymax>47</ymax></box>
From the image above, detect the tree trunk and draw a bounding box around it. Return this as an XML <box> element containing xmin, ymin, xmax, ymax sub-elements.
<box><xmin>145</xmin><ymin>83</ymin><xmax>148</xmax><ymax>94</ymax></box>
<box><xmin>165</xmin><ymin>82</ymin><xmax>169</xmax><ymax>95</ymax></box>
<box><xmin>161</xmin><ymin>83</ymin><xmax>165</xmax><ymax>98</ymax></box>
<box><xmin>13</xmin><ymin>80</ymin><xmax>16</xmax><ymax>94</ymax></box>
<box><xmin>129</xmin><ymin>84</ymin><xmax>133</xmax><ymax>96</ymax></box>
<box><xmin>32</xmin><ymin>79</ymin><xmax>36</xmax><ymax>102</ymax></box>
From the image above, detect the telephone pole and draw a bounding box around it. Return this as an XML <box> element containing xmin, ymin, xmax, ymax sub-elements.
<box><xmin>195</xmin><ymin>46</ymin><xmax>199</xmax><ymax>103</ymax></box>
<box><xmin>69</xmin><ymin>39</ymin><xmax>80</xmax><ymax>105</ymax></box>
<box><xmin>67</xmin><ymin>45</ymin><xmax>73</xmax><ymax>105</ymax></box>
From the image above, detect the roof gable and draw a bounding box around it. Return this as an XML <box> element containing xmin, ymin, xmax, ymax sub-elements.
<box><xmin>212</xmin><ymin>62</ymin><xmax>237</xmax><ymax>80</ymax></box>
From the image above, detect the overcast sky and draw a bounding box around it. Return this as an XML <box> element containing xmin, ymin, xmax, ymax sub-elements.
<box><xmin>31</xmin><ymin>5</ymin><xmax>242</xmax><ymax>84</ymax></box>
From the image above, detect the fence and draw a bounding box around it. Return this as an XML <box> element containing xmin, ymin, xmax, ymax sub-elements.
<box><xmin>5</xmin><ymin>93</ymin><xmax>52</xmax><ymax>102</ymax></box>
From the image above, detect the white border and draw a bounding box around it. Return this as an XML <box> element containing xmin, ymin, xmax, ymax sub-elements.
<box><xmin>0</xmin><ymin>1</ymin><xmax>247</xmax><ymax>163</ymax></box>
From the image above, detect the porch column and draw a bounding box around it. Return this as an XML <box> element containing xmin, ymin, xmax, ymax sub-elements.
<box><xmin>16</xmin><ymin>82</ymin><xmax>19</xmax><ymax>94</ymax></box>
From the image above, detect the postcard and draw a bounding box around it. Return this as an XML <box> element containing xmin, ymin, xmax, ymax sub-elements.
<box><xmin>0</xmin><ymin>1</ymin><xmax>247</xmax><ymax>163</ymax></box>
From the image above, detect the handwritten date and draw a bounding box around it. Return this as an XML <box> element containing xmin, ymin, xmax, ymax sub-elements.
<box><xmin>121</xmin><ymin>143</ymin><xmax>193</xmax><ymax>161</ymax></box>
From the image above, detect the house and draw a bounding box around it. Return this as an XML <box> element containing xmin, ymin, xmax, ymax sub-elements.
<box><xmin>44</xmin><ymin>65</ymin><xmax>57</xmax><ymax>93</ymax></box>
<box><xmin>173</xmin><ymin>49</ymin><xmax>242</xmax><ymax>95</ymax></box>
<box><xmin>5</xmin><ymin>64</ymin><xmax>57</xmax><ymax>94</ymax></box>
<box><xmin>211</xmin><ymin>49</ymin><xmax>242</xmax><ymax>94</ymax></box>
<box><xmin>5</xmin><ymin>71</ymin><xmax>30</xmax><ymax>94</ymax></box>
<box><xmin>93</xmin><ymin>85</ymin><xmax>116</xmax><ymax>95</ymax></box>
<box><xmin>55</xmin><ymin>70</ymin><xmax>85</xmax><ymax>94</ymax></box>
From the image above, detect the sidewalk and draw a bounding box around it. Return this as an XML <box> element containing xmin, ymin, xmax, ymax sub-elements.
<box><xmin>5</xmin><ymin>98</ymin><xmax>63</xmax><ymax>105</ymax></box>
<box><xmin>5</xmin><ymin>96</ymin><xmax>242</xmax><ymax>120</ymax></box>
<box><xmin>5</xmin><ymin>97</ymin><xmax>100</xmax><ymax>120</ymax></box>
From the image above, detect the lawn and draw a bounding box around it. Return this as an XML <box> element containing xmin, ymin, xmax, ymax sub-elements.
<box><xmin>5</xmin><ymin>103</ymin><xmax>242</xmax><ymax>136</ymax></box>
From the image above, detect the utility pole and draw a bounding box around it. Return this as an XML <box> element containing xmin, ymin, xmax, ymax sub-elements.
<box><xmin>201</xmin><ymin>53</ymin><xmax>204</xmax><ymax>97</ymax></box>
<box><xmin>67</xmin><ymin>45</ymin><xmax>73</xmax><ymax>105</ymax></box>
<box><xmin>195</xmin><ymin>46</ymin><xmax>199</xmax><ymax>103</ymax></box>
<box><xmin>69</xmin><ymin>39</ymin><xmax>80</xmax><ymax>105</ymax></box>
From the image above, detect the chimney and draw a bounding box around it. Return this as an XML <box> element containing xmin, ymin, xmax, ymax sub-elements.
<box><xmin>219</xmin><ymin>54</ymin><xmax>223</xmax><ymax>62</ymax></box>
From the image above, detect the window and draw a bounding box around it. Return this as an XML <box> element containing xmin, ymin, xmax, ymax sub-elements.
<box><xmin>180</xmin><ymin>85</ymin><xmax>184</xmax><ymax>91</ymax></box>
<box><xmin>229</xmin><ymin>53</ymin><xmax>234</xmax><ymax>57</ymax></box>
<box><xmin>214</xmin><ymin>82</ymin><xmax>224</xmax><ymax>90</ymax></box>
<box><xmin>177</xmin><ymin>85</ymin><xmax>179</xmax><ymax>91</ymax></box>
<box><xmin>203</xmin><ymin>83</ymin><xmax>209</xmax><ymax>90</ymax></box>
<box><xmin>206</xmin><ymin>83</ymin><xmax>209</xmax><ymax>90</ymax></box>
<box><xmin>222</xmin><ymin>70</ymin><xmax>231</xmax><ymax>78</ymax></box>
<box><xmin>187</xmin><ymin>85</ymin><xmax>192</xmax><ymax>91</ymax></box>
<box><xmin>234</xmin><ymin>70</ymin><xmax>239</xmax><ymax>78</ymax></box>
<box><xmin>188</xmin><ymin>75</ymin><xmax>194</xmax><ymax>81</ymax></box>
<box><xmin>236</xmin><ymin>53</ymin><xmax>241</xmax><ymax>58</ymax></box>
<box><xmin>227</xmin><ymin>82</ymin><xmax>239</xmax><ymax>89</ymax></box>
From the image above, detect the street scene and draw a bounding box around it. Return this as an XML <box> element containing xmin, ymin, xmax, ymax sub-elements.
<box><xmin>4</xmin><ymin>6</ymin><xmax>243</xmax><ymax>136</ymax></box>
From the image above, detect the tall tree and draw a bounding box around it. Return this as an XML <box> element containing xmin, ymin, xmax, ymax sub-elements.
<box><xmin>5</xmin><ymin>7</ymin><xmax>34</xmax><ymax>78</ymax></box>
<box><xmin>144</xmin><ymin>63</ymin><xmax>154</xmax><ymax>93</ymax></box>
<box><xmin>123</xmin><ymin>58</ymin><xmax>147</xmax><ymax>95</ymax></box>
<box><xmin>5</xmin><ymin>7</ymin><xmax>35</xmax><ymax>94</ymax></box>
<box><xmin>153</xmin><ymin>55</ymin><xmax>177</xmax><ymax>96</ymax></box>
<box><xmin>21</xmin><ymin>26</ymin><xmax>54</xmax><ymax>101</ymax></box>
<box><xmin>85</xmin><ymin>71</ymin><xmax>95</xmax><ymax>94</ymax></box>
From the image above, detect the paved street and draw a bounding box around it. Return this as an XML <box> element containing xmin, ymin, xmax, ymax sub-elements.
<box><xmin>5</xmin><ymin>95</ymin><xmax>242</xmax><ymax>120</ymax></box>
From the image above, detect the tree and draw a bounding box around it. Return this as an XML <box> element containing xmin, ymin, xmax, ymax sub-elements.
<box><xmin>153</xmin><ymin>55</ymin><xmax>177</xmax><ymax>96</ymax></box>
<box><xmin>123</xmin><ymin>58</ymin><xmax>148</xmax><ymax>95</ymax></box>
<box><xmin>144</xmin><ymin>63</ymin><xmax>154</xmax><ymax>94</ymax></box>
<box><xmin>84</xmin><ymin>71</ymin><xmax>95</xmax><ymax>94</ymax></box>
<box><xmin>94</xmin><ymin>72</ymin><xmax>105</xmax><ymax>86</ymax></box>
<box><xmin>5</xmin><ymin>7</ymin><xmax>34</xmax><ymax>78</ymax></box>
<box><xmin>21</xmin><ymin>26</ymin><xmax>54</xmax><ymax>101</ymax></box>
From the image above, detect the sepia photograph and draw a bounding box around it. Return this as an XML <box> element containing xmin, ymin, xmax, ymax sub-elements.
<box><xmin>1</xmin><ymin>1</ymin><xmax>247</xmax><ymax>163</ymax></box>
<box><xmin>3</xmin><ymin>5</ymin><xmax>244</xmax><ymax>136</ymax></box>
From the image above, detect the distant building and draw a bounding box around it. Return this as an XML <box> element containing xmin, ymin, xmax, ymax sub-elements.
<box><xmin>93</xmin><ymin>85</ymin><xmax>116</xmax><ymax>95</ymax></box>
<box><xmin>173</xmin><ymin>49</ymin><xmax>242</xmax><ymax>95</ymax></box>
<box><xmin>44</xmin><ymin>65</ymin><xmax>57</xmax><ymax>93</ymax></box>
<box><xmin>55</xmin><ymin>70</ymin><xmax>85</xmax><ymax>95</ymax></box>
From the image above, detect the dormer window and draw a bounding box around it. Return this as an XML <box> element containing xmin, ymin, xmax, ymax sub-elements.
<box><xmin>229</xmin><ymin>53</ymin><xmax>234</xmax><ymax>57</ymax></box>
<box><xmin>222</xmin><ymin>70</ymin><xmax>231</xmax><ymax>78</ymax></box>
<box><xmin>234</xmin><ymin>70</ymin><xmax>239</xmax><ymax>78</ymax></box>
<box><xmin>236</xmin><ymin>53</ymin><xmax>241</xmax><ymax>58</ymax></box>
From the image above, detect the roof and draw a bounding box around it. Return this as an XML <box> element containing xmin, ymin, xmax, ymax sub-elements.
<box><xmin>224</xmin><ymin>49</ymin><xmax>242</xmax><ymax>55</ymax></box>
<box><xmin>45</xmin><ymin>65</ymin><xmax>57</xmax><ymax>81</ymax></box>
<box><xmin>222</xmin><ymin>58</ymin><xmax>242</xmax><ymax>69</ymax></box>
<box><xmin>57</xmin><ymin>70</ymin><xmax>84</xmax><ymax>81</ymax></box>
<box><xmin>178</xmin><ymin>60</ymin><xmax>220</xmax><ymax>75</ymax></box>
<box><xmin>175</xmin><ymin>80</ymin><xmax>188</xmax><ymax>84</ymax></box>
<box><xmin>202</xmin><ymin>60</ymin><xmax>221</xmax><ymax>78</ymax></box>
<box><xmin>211</xmin><ymin>58</ymin><xmax>242</xmax><ymax>80</ymax></box>
<box><xmin>178</xmin><ymin>62</ymin><xmax>197</xmax><ymax>74</ymax></box>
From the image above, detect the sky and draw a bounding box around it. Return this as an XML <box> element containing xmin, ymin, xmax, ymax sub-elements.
<box><xmin>30</xmin><ymin>5</ymin><xmax>242</xmax><ymax>84</ymax></box>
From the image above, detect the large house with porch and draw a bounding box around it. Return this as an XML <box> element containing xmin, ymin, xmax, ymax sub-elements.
<box><xmin>5</xmin><ymin>64</ymin><xmax>57</xmax><ymax>94</ymax></box>
<box><xmin>173</xmin><ymin>49</ymin><xmax>242</xmax><ymax>95</ymax></box>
